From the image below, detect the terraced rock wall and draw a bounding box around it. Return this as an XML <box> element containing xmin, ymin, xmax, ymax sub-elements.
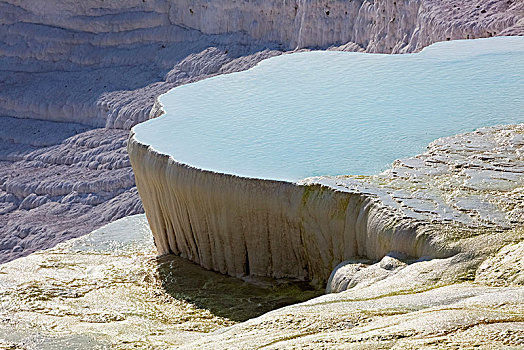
<box><xmin>1</xmin><ymin>0</ymin><xmax>522</xmax><ymax>263</ymax></box>
<box><xmin>129</xmin><ymin>131</ymin><xmax>450</xmax><ymax>285</ymax></box>
<box><xmin>129</xmin><ymin>123</ymin><xmax>524</xmax><ymax>285</ymax></box>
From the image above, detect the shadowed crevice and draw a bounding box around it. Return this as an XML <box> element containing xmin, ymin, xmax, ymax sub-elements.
<box><xmin>156</xmin><ymin>254</ymin><xmax>322</xmax><ymax>322</ymax></box>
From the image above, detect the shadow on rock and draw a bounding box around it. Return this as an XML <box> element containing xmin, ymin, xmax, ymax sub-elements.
<box><xmin>156</xmin><ymin>254</ymin><xmax>323</xmax><ymax>322</ymax></box>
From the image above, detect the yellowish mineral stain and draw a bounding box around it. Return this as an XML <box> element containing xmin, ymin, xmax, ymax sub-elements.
<box><xmin>0</xmin><ymin>215</ymin><xmax>320</xmax><ymax>349</ymax></box>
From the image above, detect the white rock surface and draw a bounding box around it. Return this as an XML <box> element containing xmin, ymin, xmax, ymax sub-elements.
<box><xmin>180</xmin><ymin>283</ymin><xmax>524</xmax><ymax>349</ymax></box>
<box><xmin>0</xmin><ymin>47</ymin><xmax>279</xmax><ymax>263</ymax></box>
<box><xmin>128</xmin><ymin>124</ymin><xmax>524</xmax><ymax>287</ymax></box>
<box><xmin>312</xmin><ymin>124</ymin><xmax>524</xmax><ymax>229</ymax></box>
<box><xmin>0</xmin><ymin>118</ymin><xmax>143</xmax><ymax>263</ymax></box>
<box><xmin>1</xmin><ymin>0</ymin><xmax>522</xmax><ymax>263</ymax></box>
<box><xmin>129</xmin><ymin>129</ymin><xmax>436</xmax><ymax>285</ymax></box>
<box><xmin>0</xmin><ymin>214</ymin><xmax>522</xmax><ymax>349</ymax></box>
<box><xmin>1</xmin><ymin>2</ymin><xmax>523</xmax><ymax>347</ymax></box>
<box><xmin>476</xmin><ymin>240</ymin><xmax>524</xmax><ymax>286</ymax></box>
<box><xmin>0</xmin><ymin>215</ymin><xmax>228</xmax><ymax>348</ymax></box>
<box><xmin>0</xmin><ymin>214</ymin><xmax>323</xmax><ymax>348</ymax></box>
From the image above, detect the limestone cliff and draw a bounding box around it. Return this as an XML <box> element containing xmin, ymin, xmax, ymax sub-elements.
<box><xmin>129</xmin><ymin>132</ymin><xmax>424</xmax><ymax>285</ymax></box>
<box><xmin>171</xmin><ymin>0</ymin><xmax>524</xmax><ymax>52</ymax></box>
<box><xmin>1</xmin><ymin>0</ymin><xmax>522</xmax><ymax>263</ymax></box>
<box><xmin>128</xmin><ymin>124</ymin><xmax>524</xmax><ymax>286</ymax></box>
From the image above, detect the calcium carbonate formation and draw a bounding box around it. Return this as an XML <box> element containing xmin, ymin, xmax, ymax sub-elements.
<box><xmin>1</xmin><ymin>0</ymin><xmax>522</xmax><ymax>271</ymax></box>
<box><xmin>1</xmin><ymin>0</ymin><xmax>523</xmax><ymax>348</ymax></box>
<box><xmin>129</xmin><ymin>37</ymin><xmax>524</xmax><ymax>286</ymax></box>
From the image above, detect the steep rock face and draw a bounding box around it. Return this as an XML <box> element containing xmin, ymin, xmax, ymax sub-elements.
<box><xmin>172</xmin><ymin>0</ymin><xmax>523</xmax><ymax>52</ymax></box>
<box><xmin>128</xmin><ymin>131</ymin><xmax>427</xmax><ymax>285</ymax></box>
<box><xmin>1</xmin><ymin>0</ymin><xmax>522</xmax><ymax>263</ymax></box>
<box><xmin>129</xmin><ymin>124</ymin><xmax>524</xmax><ymax>286</ymax></box>
<box><xmin>1</xmin><ymin>0</ymin><xmax>205</xmax><ymax>128</ymax></box>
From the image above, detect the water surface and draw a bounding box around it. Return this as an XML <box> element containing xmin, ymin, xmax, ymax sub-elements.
<box><xmin>135</xmin><ymin>37</ymin><xmax>524</xmax><ymax>181</ymax></box>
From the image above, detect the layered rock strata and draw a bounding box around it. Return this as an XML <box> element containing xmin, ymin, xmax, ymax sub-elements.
<box><xmin>1</xmin><ymin>0</ymin><xmax>523</xmax><ymax>263</ymax></box>
<box><xmin>0</xmin><ymin>118</ymin><xmax>142</xmax><ymax>263</ymax></box>
<box><xmin>2</xmin><ymin>0</ymin><xmax>522</xmax><ymax>127</ymax></box>
<box><xmin>129</xmin><ymin>124</ymin><xmax>524</xmax><ymax>287</ymax></box>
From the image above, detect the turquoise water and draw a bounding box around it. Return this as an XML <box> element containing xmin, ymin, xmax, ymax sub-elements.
<box><xmin>134</xmin><ymin>37</ymin><xmax>524</xmax><ymax>182</ymax></box>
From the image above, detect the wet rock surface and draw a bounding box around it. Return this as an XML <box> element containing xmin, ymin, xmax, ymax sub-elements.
<box><xmin>130</xmin><ymin>119</ymin><xmax>524</xmax><ymax>348</ymax></box>
<box><xmin>183</xmin><ymin>283</ymin><xmax>524</xmax><ymax>349</ymax></box>
<box><xmin>312</xmin><ymin>124</ymin><xmax>524</xmax><ymax>229</ymax></box>
<box><xmin>2</xmin><ymin>216</ymin><xmax>522</xmax><ymax>349</ymax></box>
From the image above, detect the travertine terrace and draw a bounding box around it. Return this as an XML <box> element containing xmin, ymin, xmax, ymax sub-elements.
<box><xmin>1</xmin><ymin>0</ymin><xmax>524</xmax><ymax>348</ymax></box>
<box><xmin>129</xmin><ymin>122</ymin><xmax>524</xmax><ymax>286</ymax></box>
<box><xmin>1</xmin><ymin>0</ymin><xmax>523</xmax><ymax>262</ymax></box>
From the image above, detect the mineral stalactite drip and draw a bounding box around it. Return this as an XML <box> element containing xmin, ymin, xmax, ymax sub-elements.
<box><xmin>129</xmin><ymin>37</ymin><xmax>524</xmax><ymax>285</ymax></box>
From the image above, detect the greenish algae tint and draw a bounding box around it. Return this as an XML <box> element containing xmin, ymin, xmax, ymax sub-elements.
<box><xmin>0</xmin><ymin>215</ymin><xmax>321</xmax><ymax>348</ymax></box>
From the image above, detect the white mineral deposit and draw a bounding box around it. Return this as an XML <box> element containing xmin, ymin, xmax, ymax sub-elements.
<box><xmin>130</xmin><ymin>36</ymin><xmax>523</xmax><ymax>284</ymax></box>
<box><xmin>1</xmin><ymin>0</ymin><xmax>523</xmax><ymax>348</ymax></box>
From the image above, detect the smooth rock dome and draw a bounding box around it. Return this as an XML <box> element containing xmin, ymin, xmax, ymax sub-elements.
<box><xmin>134</xmin><ymin>36</ymin><xmax>524</xmax><ymax>182</ymax></box>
